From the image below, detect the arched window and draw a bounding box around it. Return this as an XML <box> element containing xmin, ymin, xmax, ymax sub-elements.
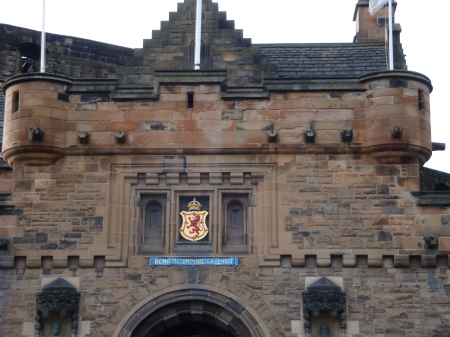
<box><xmin>222</xmin><ymin>196</ymin><xmax>248</xmax><ymax>253</ymax></box>
<box><xmin>183</xmin><ymin>40</ymin><xmax>210</xmax><ymax>70</ymax></box>
<box><xmin>143</xmin><ymin>201</ymin><xmax>164</xmax><ymax>246</ymax></box>
<box><xmin>190</xmin><ymin>40</ymin><xmax>205</xmax><ymax>64</ymax></box>
<box><xmin>225</xmin><ymin>201</ymin><xmax>245</xmax><ymax>244</ymax></box>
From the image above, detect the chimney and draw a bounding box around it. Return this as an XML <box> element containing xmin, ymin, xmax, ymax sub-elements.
<box><xmin>353</xmin><ymin>0</ymin><xmax>397</xmax><ymax>43</ymax></box>
<box><xmin>353</xmin><ymin>0</ymin><xmax>406</xmax><ymax>69</ymax></box>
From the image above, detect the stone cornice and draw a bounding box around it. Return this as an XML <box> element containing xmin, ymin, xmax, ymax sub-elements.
<box><xmin>66</xmin><ymin>78</ymin><xmax>119</xmax><ymax>93</ymax></box>
<box><xmin>359</xmin><ymin>70</ymin><xmax>433</xmax><ymax>92</ymax></box>
<box><xmin>263</xmin><ymin>77</ymin><xmax>365</xmax><ymax>92</ymax></box>
<box><xmin>2</xmin><ymin>73</ymin><xmax>73</xmax><ymax>93</ymax></box>
<box><xmin>3</xmin><ymin>70</ymin><xmax>433</xmax><ymax>96</ymax></box>
<box><xmin>154</xmin><ymin>70</ymin><xmax>228</xmax><ymax>84</ymax></box>
<box><xmin>417</xmin><ymin>192</ymin><xmax>450</xmax><ymax>206</ymax></box>
<box><xmin>111</xmin><ymin>86</ymin><xmax>158</xmax><ymax>100</ymax></box>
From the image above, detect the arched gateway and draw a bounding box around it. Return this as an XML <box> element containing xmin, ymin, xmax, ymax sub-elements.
<box><xmin>112</xmin><ymin>286</ymin><xmax>270</xmax><ymax>337</ymax></box>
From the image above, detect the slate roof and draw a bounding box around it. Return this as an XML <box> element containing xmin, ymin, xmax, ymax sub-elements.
<box><xmin>420</xmin><ymin>167</ymin><xmax>450</xmax><ymax>192</ymax></box>
<box><xmin>257</xmin><ymin>43</ymin><xmax>390</xmax><ymax>78</ymax></box>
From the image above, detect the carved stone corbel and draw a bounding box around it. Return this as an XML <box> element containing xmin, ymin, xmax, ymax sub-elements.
<box><xmin>35</xmin><ymin>278</ymin><xmax>80</xmax><ymax>336</ymax></box>
<box><xmin>302</xmin><ymin>277</ymin><xmax>347</xmax><ymax>333</ymax></box>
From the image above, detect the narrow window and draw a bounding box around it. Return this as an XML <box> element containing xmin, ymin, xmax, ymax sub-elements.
<box><xmin>223</xmin><ymin>200</ymin><xmax>246</xmax><ymax>251</ymax></box>
<box><xmin>231</xmin><ymin>209</ymin><xmax>240</xmax><ymax>228</ymax></box>
<box><xmin>221</xmin><ymin>193</ymin><xmax>250</xmax><ymax>254</ymax></box>
<box><xmin>12</xmin><ymin>91</ymin><xmax>19</xmax><ymax>113</ymax></box>
<box><xmin>418</xmin><ymin>89</ymin><xmax>425</xmax><ymax>110</ymax></box>
<box><xmin>144</xmin><ymin>201</ymin><xmax>163</xmax><ymax>245</ymax></box>
<box><xmin>150</xmin><ymin>210</ymin><xmax>159</xmax><ymax>229</ymax></box>
<box><xmin>187</xmin><ymin>93</ymin><xmax>194</xmax><ymax>109</ymax></box>
<box><xmin>190</xmin><ymin>40</ymin><xmax>205</xmax><ymax>63</ymax></box>
<box><xmin>138</xmin><ymin>194</ymin><xmax>167</xmax><ymax>254</ymax></box>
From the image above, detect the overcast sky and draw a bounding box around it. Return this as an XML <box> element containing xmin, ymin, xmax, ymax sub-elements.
<box><xmin>1</xmin><ymin>0</ymin><xmax>448</xmax><ymax>173</ymax></box>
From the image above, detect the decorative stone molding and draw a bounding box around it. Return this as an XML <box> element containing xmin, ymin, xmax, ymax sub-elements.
<box><xmin>113</xmin><ymin>285</ymin><xmax>272</xmax><ymax>337</ymax></box>
<box><xmin>154</xmin><ymin>70</ymin><xmax>227</xmax><ymax>94</ymax></box>
<box><xmin>35</xmin><ymin>278</ymin><xmax>80</xmax><ymax>335</ymax></box>
<box><xmin>105</xmin><ymin>162</ymin><xmax>276</xmax><ymax>265</ymax></box>
<box><xmin>302</xmin><ymin>277</ymin><xmax>347</xmax><ymax>333</ymax></box>
<box><xmin>2</xmin><ymin>73</ymin><xmax>73</xmax><ymax>91</ymax></box>
<box><xmin>417</xmin><ymin>192</ymin><xmax>450</xmax><ymax>206</ymax></box>
<box><xmin>2</xmin><ymin>252</ymin><xmax>449</xmax><ymax>270</ymax></box>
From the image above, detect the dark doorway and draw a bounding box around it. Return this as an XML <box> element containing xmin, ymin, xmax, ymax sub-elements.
<box><xmin>155</xmin><ymin>321</ymin><xmax>233</xmax><ymax>337</ymax></box>
<box><xmin>130</xmin><ymin>300</ymin><xmax>249</xmax><ymax>337</ymax></box>
<box><xmin>121</xmin><ymin>287</ymin><xmax>266</xmax><ymax>337</ymax></box>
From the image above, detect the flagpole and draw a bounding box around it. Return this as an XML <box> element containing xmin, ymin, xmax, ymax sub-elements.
<box><xmin>388</xmin><ymin>0</ymin><xmax>393</xmax><ymax>70</ymax></box>
<box><xmin>40</xmin><ymin>0</ymin><xmax>46</xmax><ymax>73</ymax></box>
<box><xmin>194</xmin><ymin>0</ymin><xmax>202</xmax><ymax>70</ymax></box>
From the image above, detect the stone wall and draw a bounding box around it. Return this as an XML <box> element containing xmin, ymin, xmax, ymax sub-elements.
<box><xmin>2</xmin><ymin>252</ymin><xmax>450</xmax><ymax>336</ymax></box>
<box><xmin>0</xmin><ymin>71</ymin><xmax>449</xmax><ymax>336</ymax></box>
<box><xmin>1</xmin><ymin>1</ymin><xmax>449</xmax><ymax>336</ymax></box>
<box><xmin>0</xmin><ymin>24</ymin><xmax>134</xmax><ymax>79</ymax></box>
<box><xmin>0</xmin><ymin>23</ymin><xmax>135</xmax><ymax>148</ymax></box>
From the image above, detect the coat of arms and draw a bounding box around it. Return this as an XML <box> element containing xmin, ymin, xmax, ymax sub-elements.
<box><xmin>180</xmin><ymin>198</ymin><xmax>209</xmax><ymax>241</ymax></box>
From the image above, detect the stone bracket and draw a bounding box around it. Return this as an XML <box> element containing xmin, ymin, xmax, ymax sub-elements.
<box><xmin>302</xmin><ymin>277</ymin><xmax>347</xmax><ymax>332</ymax></box>
<box><xmin>35</xmin><ymin>278</ymin><xmax>80</xmax><ymax>335</ymax></box>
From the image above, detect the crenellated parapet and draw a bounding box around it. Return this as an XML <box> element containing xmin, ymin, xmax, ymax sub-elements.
<box><xmin>2</xmin><ymin>70</ymin><xmax>433</xmax><ymax>167</ymax></box>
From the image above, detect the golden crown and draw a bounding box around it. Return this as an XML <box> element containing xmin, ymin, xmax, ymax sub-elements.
<box><xmin>187</xmin><ymin>198</ymin><xmax>202</xmax><ymax>211</ymax></box>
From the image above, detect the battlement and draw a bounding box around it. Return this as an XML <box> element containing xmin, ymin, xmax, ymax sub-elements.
<box><xmin>2</xmin><ymin>70</ymin><xmax>432</xmax><ymax>167</ymax></box>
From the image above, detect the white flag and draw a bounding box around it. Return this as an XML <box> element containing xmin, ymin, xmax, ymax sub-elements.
<box><xmin>369</xmin><ymin>0</ymin><xmax>389</xmax><ymax>15</ymax></box>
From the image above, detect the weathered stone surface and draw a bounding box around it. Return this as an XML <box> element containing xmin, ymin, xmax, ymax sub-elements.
<box><xmin>0</xmin><ymin>1</ymin><xmax>447</xmax><ymax>337</ymax></box>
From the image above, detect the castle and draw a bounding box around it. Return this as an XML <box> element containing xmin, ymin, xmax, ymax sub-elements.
<box><xmin>1</xmin><ymin>1</ymin><xmax>450</xmax><ymax>336</ymax></box>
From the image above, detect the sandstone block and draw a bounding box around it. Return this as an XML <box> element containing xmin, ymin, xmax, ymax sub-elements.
<box><xmin>439</xmin><ymin>237</ymin><xmax>450</xmax><ymax>250</ymax></box>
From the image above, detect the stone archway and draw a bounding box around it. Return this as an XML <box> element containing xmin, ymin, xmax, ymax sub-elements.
<box><xmin>113</xmin><ymin>285</ymin><xmax>270</xmax><ymax>337</ymax></box>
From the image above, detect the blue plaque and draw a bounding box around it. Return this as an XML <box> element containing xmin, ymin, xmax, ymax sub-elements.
<box><xmin>149</xmin><ymin>257</ymin><xmax>238</xmax><ymax>267</ymax></box>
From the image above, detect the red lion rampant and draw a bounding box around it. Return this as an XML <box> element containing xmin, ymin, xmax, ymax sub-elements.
<box><xmin>180</xmin><ymin>208</ymin><xmax>209</xmax><ymax>242</ymax></box>
<box><xmin>187</xmin><ymin>213</ymin><xmax>201</xmax><ymax>238</ymax></box>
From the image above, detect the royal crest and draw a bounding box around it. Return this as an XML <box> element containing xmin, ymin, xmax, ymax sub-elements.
<box><xmin>180</xmin><ymin>198</ymin><xmax>209</xmax><ymax>242</ymax></box>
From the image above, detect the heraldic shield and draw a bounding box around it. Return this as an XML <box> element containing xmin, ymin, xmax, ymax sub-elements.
<box><xmin>180</xmin><ymin>198</ymin><xmax>209</xmax><ymax>242</ymax></box>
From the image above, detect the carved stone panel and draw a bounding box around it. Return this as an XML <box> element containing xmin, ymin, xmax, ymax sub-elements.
<box><xmin>302</xmin><ymin>277</ymin><xmax>347</xmax><ymax>332</ymax></box>
<box><xmin>35</xmin><ymin>278</ymin><xmax>80</xmax><ymax>336</ymax></box>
